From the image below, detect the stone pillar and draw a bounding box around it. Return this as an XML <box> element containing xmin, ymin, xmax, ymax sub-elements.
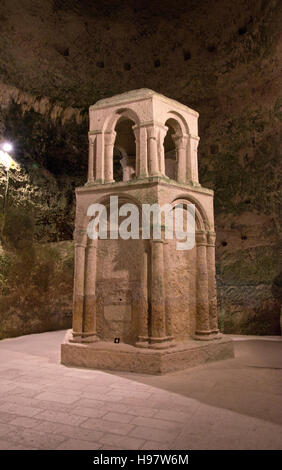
<box><xmin>194</xmin><ymin>231</ymin><xmax>214</xmax><ymax>340</ymax></box>
<box><xmin>71</xmin><ymin>229</ymin><xmax>86</xmax><ymax>343</ymax></box>
<box><xmin>174</xmin><ymin>134</ymin><xmax>188</xmax><ymax>183</ymax></box>
<box><xmin>158</xmin><ymin>125</ymin><xmax>168</xmax><ymax>177</ymax></box>
<box><xmin>149</xmin><ymin>238</ymin><xmax>173</xmax><ymax>348</ymax></box>
<box><xmin>95</xmin><ymin>131</ymin><xmax>104</xmax><ymax>183</ymax></box>
<box><xmin>188</xmin><ymin>134</ymin><xmax>200</xmax><ymax>184</ymax></box>
<box><xmin>133</xmin><ymin>125</ymin><xmax>148</xmax><ymax>178</ymax></box>
<box><xmin>207</xmin><ymin>231</ymin><xmax>221</xmax><ymax>337</ymax></box>
<box><xmin>87</xmin><ymin>134</ymin><xmax>95</xmax><ymax>184</ymax></box>
<box><xmin>82</xmin><ymin>239</ymin><xmax>99</xmax><ymax>343</ymax></box>
<box><xmin>136</xmin><ymin>245</ymin><xmax>149</xmax><ymax>347</ymax></box>
<box><xmin>133</xmin><ymin>126</ymin><xmax>140</xmax><ymax>178</ymax></box>
<box><xmin>104</xmin><ymin>131</ymin><xmax>116</xmax><ymax>183</ymax></box>
<box><xmin>147</xmin><ymin>126</ymin><xmax>159</xmax><ymax>176</ymax></box>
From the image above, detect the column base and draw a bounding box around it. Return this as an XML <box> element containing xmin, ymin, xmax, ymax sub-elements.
<box><xmin>135</xmin><ymin>336</ymin><xmax>149</xmax><ymax>348</ymax></box>
<box><xmin>193</xmin><ymin>330</ymin><xmax>222</xmax><ymax>341</ymax></box>
<box><xmin>85</xmin><ymin>179</ymin><xmax>94</xmax><ymax>186</ymax></box>
<box><xmin>69</xmin><ymin>330</ymin><xmax>82</xmax><ymax>343</ymax></box>
<box><xmin>69</xmin><ymin>330</ymin><xmax>99</xmax><ymax>344</ymax></box>
<box><xmin>61</xmin><ymin>330</ymin><xmax>234</xmax><ymax>374</ymax></box>
<box><xmin>81</xmin><ymin>332</ymin><xmax>99</xmax><ymax>344</ymax></box>
<box><xmin>190</xmin><ymin>180</ymin><xmax>201</xmax><ymax>187</ymax></box>
<box><xmin>84</xmin><ymin>180</ymin><xmax>104</xmax><ymax>186</ymax></box>
<box><xmin>148</xmin><ymin>336</ymin><xmax>175</xmax><ymax>349</ymax></box>
<box><xmin>136</xmin><ymin>174</ymin><xmax>149</xmax><ymax>180</ymax></box>
<box><xmin>211</xmin><ymin>329</ymin><xmax>222</xmax><ymax>339</ymax></box>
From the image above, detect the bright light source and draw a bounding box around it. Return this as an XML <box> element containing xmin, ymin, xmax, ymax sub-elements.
<box><xmin>0</xmin><ymin>150</ymin><xmax>14</xmax><ymax>170</ymax></box>
<box><xmin>2</xmin><ymin>142</ymin><xmax>13</xmax><ymax>153</ymax></box>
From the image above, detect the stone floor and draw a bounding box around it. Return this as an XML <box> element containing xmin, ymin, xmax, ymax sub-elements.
<box><xmin>0</xmin><ymin>330</ymin><xmax>281</xmax><ymax>450</ymax></box>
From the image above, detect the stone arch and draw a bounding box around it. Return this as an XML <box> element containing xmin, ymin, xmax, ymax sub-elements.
<box><xmin>171</xmin><ymin>194</ymin><xmax>210</xmax><ymax>232</ymax></box>
<box><xmin>102</xmin><ymin>108</ymin><xmax>140</xmax><ymax>183</ymax></box>
<box><xmin>103</xmin><ymin>107</ymin><xmax>140</xmax><ymax>134</ymax></box>
<box><xmin>95</xmin><ymin>192</ymin><xmax>142</xmax><ymax>213</ymax></box>
<box><xmin>165</xmin><ymin>110</ymin><xmax>189</xmax><ymax>136</ymax></box>
<box><xmin>85</xmin><ymin>193</ymin><xmax>143</xmax><ymax>240</ymax></box>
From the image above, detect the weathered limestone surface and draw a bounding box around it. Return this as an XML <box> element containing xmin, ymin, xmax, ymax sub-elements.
<box><xmin>62</xmin><ymin>330</ymin><xmax>234</xmax><ymax>374</ymax></box>
<box><xmin>62</xmin><ymin>89</ymin><xmax>234</xmax><ymax>373</ymax></box>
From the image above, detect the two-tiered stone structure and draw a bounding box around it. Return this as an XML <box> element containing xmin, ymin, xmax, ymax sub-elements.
<box><xmin>61</xmin><ymin>89</ymin><xmax>233</xmax><ymax>374</ymax></box>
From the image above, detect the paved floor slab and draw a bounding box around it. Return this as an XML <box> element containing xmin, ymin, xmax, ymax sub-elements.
<box><xmin>0</xmin><ymin>330</ymin><xmax>281</xmax><ymax>450</ymax></box>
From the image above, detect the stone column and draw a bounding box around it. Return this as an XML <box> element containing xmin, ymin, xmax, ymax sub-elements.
<box><xmin>136</xmin><ymin>245</ymin><xmax>149</xmax><ymax>347</ymax></box>
<box><xmin>87</xmin><ymin>134</ymin><xmax>95</xmax><ymax>184</ymax></box>
<box><xmin>133</xmin><ymin>126</ymin><xmax>140</xmax><ymax>178</ymax></box>
<box><xmin>194</xmin><ymin>231</ymin><xmax>214</xmax><ymax>340</ymax></box>
<box><xmin>149</xmin><ymin>237</ymin><xmax>173</xmax><ymax>348</ymax></box>
<box><xmin>71</xmin><ymin>229</ymin><xmax>86</xmax><ymax>343</ymax></box>
<box><xmin>104</xmin><ymin>131</ymin><xmax>116</xmax><ymax>183</ymax></box>
<box><xmin>95</xmin><ymin>131</ymin><xmax>104</xmax><ymax>183</ymax></box>
<box><xmin>174</xmin><ymin>134</ymin><xmax>188</xmax><ymax>183</ymax></box>
<box><xmin>133</xmin><ymin>125</ymin><xmax>148</xmax><ymax>178</ymax></box>
<box><xmin>82</xmin><ymin>239</ymin><xmax>99</xmax><ymax>343</ymax></box>
<box><xmin>207</xmin><ymin>231</ymin><xmax>221</xmax><ymax>337</ymax></box>
<box><xmin>147</xmin><ymin>126</ymin><xmax>159</xmax><ymax>176</ymax></box>
<box><xmin>188</xmin><ymin>134</ymin><xmax>200</xmax><ymax>184</ymax></box>
<box><xmin>158</xmin><ymin>125</ymin><xmax>168</xmax><ymax>177</ymax></box>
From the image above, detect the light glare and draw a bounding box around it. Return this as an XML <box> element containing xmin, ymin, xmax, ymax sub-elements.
<box><xmin>2</xmin><ymin>142</ymin><xmax>13</xmax><ymax>153</ymax></box>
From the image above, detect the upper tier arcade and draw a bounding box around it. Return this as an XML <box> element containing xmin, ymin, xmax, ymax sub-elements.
<box><xmin>87</xmin><ymin>88</ymin><xmax>200</xmax><ymax>186</ymax></box>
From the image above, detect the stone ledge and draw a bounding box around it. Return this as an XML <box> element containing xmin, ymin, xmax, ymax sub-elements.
<box><xmin>76</xmin><ymin>176</ymin><xmax>214</xmax><ymax>196</ymax></box>
<box><xmin>61</xmin><ymin>330</ymin><xmax>234</xmax><ymax>374</ymax></box>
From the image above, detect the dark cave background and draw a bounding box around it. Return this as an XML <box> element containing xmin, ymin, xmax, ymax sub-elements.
<box><xmin>0</xmin><ymin>0</ymin><xmax>281</xmax><ymax>338</ymax></box>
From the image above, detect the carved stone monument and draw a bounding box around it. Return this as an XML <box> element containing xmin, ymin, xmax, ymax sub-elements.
<box><xmin>61</xmin><ymin>89</ymin><xmax>233</xmax><ymax>373</ymax></box>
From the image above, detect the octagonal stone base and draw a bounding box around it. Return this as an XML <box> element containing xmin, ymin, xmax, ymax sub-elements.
<box><xmin>61</xmin><ymin>330</ymin><xmax>234</xmax><ymax>374</ymax></box>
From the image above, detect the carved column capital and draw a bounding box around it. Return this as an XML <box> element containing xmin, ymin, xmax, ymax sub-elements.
<box><xmin>207</xmin><ymin>231</ymin><xmax>216</xmax><ymax>246</ymax></box>
<box><xmin>146</xmin><ymin>125</ymin><xmax>157</xmax><ymax>140</ymax></box>
<box><xmin>86</xmin><ymin>238</ymin><xmax>98</xmax><ymax>249</ymax></box>
<box><xmin>189</xmin><ymin>134</ymin><xmax>200</xmax><ymax>150</ymax></box>
<box><xmin>172</xmin><ymin>133</ymin><xmax>188</xmax><ymax>149</ymax></box>
<box><xmin>132</xmin><ymin>125</ymin><xmax>139</xmax><ymax>140</ymax></box>
<box><xmin>104</xmin><ymin>130</ymin><xmax>116</xmax><ymax>146</ymax></box>
<box><xmin>195</xmin><ymin>230</ymin><xmax>207</xmax><ymax>246</ymax></box>
<box><xmin>88</xmin><ymin>133</ymin><xmax>96</xmax><ymax>145</ymax></box>
<box><xmin>73</xmin><ymin>228</ymin><xmax>87</xmax><ymax>247</ymax></box>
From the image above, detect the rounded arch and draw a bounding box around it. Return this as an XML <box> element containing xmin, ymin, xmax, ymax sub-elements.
<box><xmin>164</xmin><ymin>117</ymin><xmax>182</xmax><ymax>139</ymax></box>
<box><xmin>94</xmin><ymin>192</ymin><xmax>143</xmax><ymax>213</ymax></box>
<box><xmin>103</xmin><ymin>107</ymin><xmax>140</xmax><ymax>133</ymax></box>
<box><xmin>164</xmin><ymin>110</ymin><xmax>189</xmax><ymax>136</ymax></box>
<box><xmin>171</xmin><ymin>194</ymin><xmax>210</xmax><ymax>231</ymax></box>
<box><xmin>81</xmin><ymin>193</ymin><xmax>143</xmax><ymax>245</ymax></box>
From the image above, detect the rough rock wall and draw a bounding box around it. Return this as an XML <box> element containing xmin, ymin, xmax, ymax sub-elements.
<box><xmin>0</xmin><ymin>0</ymin><xmax>281</xmax><ymax>337</ymax></box>
<box><xmin>0</xmin><ymin>96</ymin><xmax>87</xmax><ymax>338</ymax></box>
